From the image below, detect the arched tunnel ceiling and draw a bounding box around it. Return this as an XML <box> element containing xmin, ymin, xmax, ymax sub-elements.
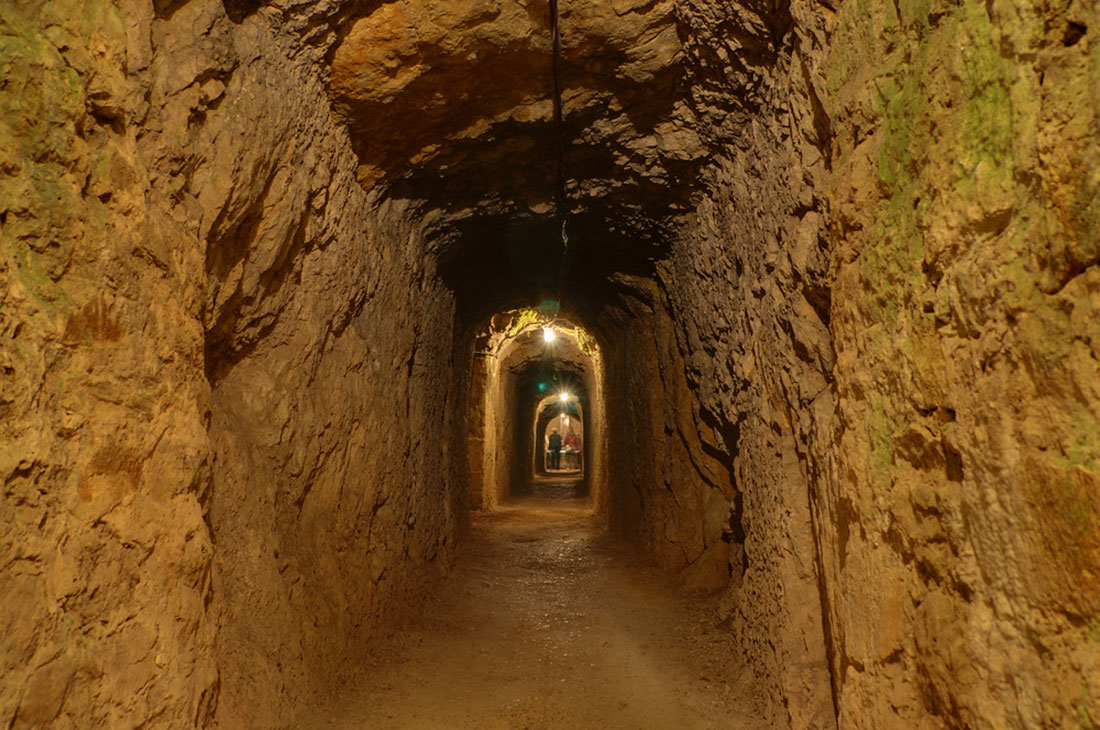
<box><xmin>497</xmin><ymin>324</ymin><xmax>592</xmax><ymax>379</ymax></box>
<box><xmin>328</xmin><ymin>0</ymin><xmax>709</xmax><ymax>323</ymax></box>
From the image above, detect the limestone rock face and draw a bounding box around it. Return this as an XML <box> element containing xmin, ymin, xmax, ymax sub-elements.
<box><xmin>329</xmin><ymin>0</ymin><xmax>703</xmax><ymax>322</ymax></box>
<box><xmin>1</xmin><ymin>2</ymin><xmax>217</xmax><ymax>726</ymax></box>
<box><xmin>631</xmin><ymin>2</ymin><xmax>839</xmax><ymax>726</ymax></box>
<box><xmin>1</xmin><ymin>0</ymin><xmax>466</xmax><ymax>727</ymax></box>
<box><xmin>330</xmin><ymin>0</ymin><xmax>689</xmax><ymax>195</ymax></box>
<box><xmin>820</xmin><ymin>2</ymin><xmax>1100</xmax><ymax>727</ymax></box>
<box><xmin>3</xmin><ymin>0</ymin><xmax>1100</xmax><ymax>729</ymax></box>
<box><xmin>593</xmin><ymin>0</ymin><xmax>1100</xmax><ymax>727</ymax></box>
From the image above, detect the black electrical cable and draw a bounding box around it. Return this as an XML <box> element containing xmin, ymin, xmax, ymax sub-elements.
<box><xmin>548</xmin><ymin>0</ymin><xmax>569</xmax><ymax>308</ymax></box>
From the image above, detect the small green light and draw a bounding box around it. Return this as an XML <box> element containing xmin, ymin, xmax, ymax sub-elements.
<box><xmin>538</xmin><ymin>382</ymin><xmax>547</xmax><ymax>393</ymax></box>
<box><xmin>538</xmin><ymin>299</ymin><xmax>561</xmax><ymax>316</ymax></box>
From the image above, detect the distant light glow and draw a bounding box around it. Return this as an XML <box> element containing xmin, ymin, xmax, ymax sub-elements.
<box><xmin>543</xmin><ymin>327</ymin><xmax>556</xmax><ymax>343</ymax></box>
<box><xmin>559</xmin><ymin>392</ymin><xmax>571</xmax><ymax>403</ymax></box>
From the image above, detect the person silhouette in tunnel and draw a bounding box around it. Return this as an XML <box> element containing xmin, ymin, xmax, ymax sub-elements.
<box><xmin>563</xmin><ymin>430</ymin><xmax>580</xmax><ymax>471</ymax></box>
<box><xmin>547</xmin><ymin>429</ymin><xmax>563</xmax><ymax>470</ymax></box>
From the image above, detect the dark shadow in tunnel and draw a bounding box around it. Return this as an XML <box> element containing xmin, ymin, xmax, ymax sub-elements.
<box><xmin>435</xmin><ymin>206</ymin><xmax>676</xmax><ymax>332</ymax></box>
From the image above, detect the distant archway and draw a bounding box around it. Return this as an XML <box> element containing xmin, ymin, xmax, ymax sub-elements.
<box><xmin>466</xmin><ymin>309</ymin><xmax>605</xmax><ymax>510</ymax></box>
<box><xmin>534</xmin><ymin>395</ymin><xmax>585</xmax><ymax>475</ymax></box>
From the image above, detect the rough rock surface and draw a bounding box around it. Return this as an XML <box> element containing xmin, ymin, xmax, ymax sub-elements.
<box><xmin>604</xmin><ymin>1</ymin><xmax>1100</xmax><ymax>726</ymax></box>
<box><xmin>1</xmin><ymin>1</ymin><xmax>467</xmax><ymax>727</ymax></box>
<box><xmin>1</xmin><ymin>2</ymin><xmax>218</xmax><ymax>725</ymax></box>
<box><xmin>2</xmin><ymin>0</ymin><xmax>1099</xmax><ymax>729</ymax></box>
<box><xmin>820</xmin><ymin>2</ymin><xmax>1100</xmax><ymax>726</ymax></box>
<box><xmin>327</xmin><ymin>0</ymin><xmax>704</xmax><ymax>325</ymax></box>
<box><xmin>599</xmin><ymin>2</ymin><xmax>839</xmax><ymax>726</ymax></box>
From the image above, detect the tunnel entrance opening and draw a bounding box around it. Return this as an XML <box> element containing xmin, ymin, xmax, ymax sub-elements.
<box><xmin>466</xmin><ymin>308</ymin><xmax>604</xmax><ymax>513</ymax></box>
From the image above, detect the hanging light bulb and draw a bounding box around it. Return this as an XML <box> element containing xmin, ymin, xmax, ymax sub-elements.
<box><xmin>543</xmin><ymin>326</ymin><xmax>556</xmax><ymax>343</ymax></box>
<box><xmin>559</xmin><ymin>392</ymin><xmax>570</xmax><ymax>403</ymax></box>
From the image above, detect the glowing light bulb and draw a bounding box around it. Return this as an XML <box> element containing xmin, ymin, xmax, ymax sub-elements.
<box><xmin>559</xmin><ymin>392</ymin><xmax>570</xmax><ymax>403</ymax></box>
<box><xmin>543</xmin><ymin>326</ymin><xmax>556</xmax><ymax>343</ymax></box>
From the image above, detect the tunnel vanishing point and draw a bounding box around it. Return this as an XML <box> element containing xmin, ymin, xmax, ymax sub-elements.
<box><xmin>2</xmin><ymin>0</ymin><xmax>1100</xmax><ymax>728</ymax></box>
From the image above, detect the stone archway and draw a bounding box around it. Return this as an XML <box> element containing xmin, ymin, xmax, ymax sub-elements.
<box><xmin>534</xmin><ymin>395</ymin><xmax>584</xmax><ymax>475</ymax></box>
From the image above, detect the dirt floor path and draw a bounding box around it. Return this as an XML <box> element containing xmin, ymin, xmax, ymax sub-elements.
<box><xmin>295</xmin><ymin>479</ymin><xmax>764</xmax><ymax>730</ymax></box>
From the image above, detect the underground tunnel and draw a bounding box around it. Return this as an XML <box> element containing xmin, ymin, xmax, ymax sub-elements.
<box><xmin>2</xmin><ymin>0</ymin><xmax>1100</xmax><ymax>729</ymax></box>
<box><xmin>471</xmin><ymin>314</ymin><xmax>601</xmax><ymax>507</ymax></box>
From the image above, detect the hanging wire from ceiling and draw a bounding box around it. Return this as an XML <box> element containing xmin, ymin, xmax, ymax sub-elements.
<box><xmin>548</xmin><ymin>0</ymin><xmax>569</xmax><ymax>312</ymax></box>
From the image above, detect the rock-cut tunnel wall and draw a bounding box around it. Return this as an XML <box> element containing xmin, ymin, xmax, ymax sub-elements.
<box><xmin>0</xmin><ymin>2</ymin><xmax>468</xmax><ymax>727</ymax></box>
<box><xmin>603</xmin><ymin>1</ymin><xmax>1100</xmax><ymax>727</ymax></box>
<box><xmin>2</xmin><ymin>1</ymin><xmax>1100</xmax><ymax>730</ymax></box>
<box><xmin>820</xmin><ymin>3</ymin><xmax>1100</xmax><ymax>726</ymax></box>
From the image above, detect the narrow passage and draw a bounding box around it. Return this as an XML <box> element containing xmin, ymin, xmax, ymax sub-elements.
<box><xmin>296</xmin><ymin>480</ymin><xmax>764</xmax><ymax>730</ymax></box>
